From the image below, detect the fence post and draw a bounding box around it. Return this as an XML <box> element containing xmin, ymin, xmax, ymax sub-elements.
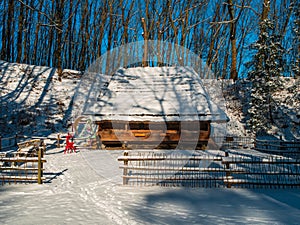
<box><xmin>224</xmin><ymin>151</ymin><xmax>231</xmax><ymax>188</ymax></box>
<box><xmin>57</xmin><ymin>134</ymin><xmax>61</xmax><ymax>148</ymax></box>
<box><xmin>38</xmin><ymin>148</ymin><xmax>43</xmax><ymax>184</ymax></box>
<box><xmin>279</xmin><ymin>139</ymin><xmax>284</xmax><ymax>151</ymax></box>
<box><xmin>123</xmin><ymin>151</ymin><xmax>129</xmax><ymax>185</ymax></box>
<box><xmin>42</xmin><ymin>140</ymin><xmax>46</xmax><ymax>154</ymax></box>
<box><xmin>225</xmin><ymin>150</ymin><xmax>229</xmax><ymax>157</ymax></box>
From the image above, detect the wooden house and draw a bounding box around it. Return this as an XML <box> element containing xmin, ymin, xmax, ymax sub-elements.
<box><xmin>84</xmin><ymin>67</ymin><xmax>228</xmax><ymax>149</ymax></box>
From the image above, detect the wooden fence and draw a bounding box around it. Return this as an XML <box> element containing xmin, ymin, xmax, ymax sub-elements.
<box><xmin>211</xmin><ymin>136</ymin><xmax>255</xmax><ymax>150</ymax></box>
<box><xmin>211</xmin><ymin>136</ymin><xmax>300</xmax><ymax>158</ymax></box>
<box><xmin>255</xmin><ymin>139</ymin><xmax>300</xmax><ymax>158</ymax></box>
<box><xmin>0</xmin><ymin>133</ymin><xmax>91</xmax><ymax>185</ymax></box>
<box><xmin>0</xmin><ymin>148</ymin><xmax>46</xmax><ymax>184</ymax></box>
<box><xmin>118</xmin><ymin>150</ymin><xmax>300</xmax><ymax>188</ymax></box>
<box><xmin>0</xmin><ymin>134</ymin><xmax>96</xmax><ymax>152</ymax></box>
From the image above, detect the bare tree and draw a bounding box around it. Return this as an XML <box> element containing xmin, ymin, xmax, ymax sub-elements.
<box><xmin>54</xmin><ymin>0</ymin><xmax>65</xmax><ymax>73</ymax></box>
<box><xmin>227</xmin><ymin>0</ymin><xmax>238</xmax><ymax>81</ymax></box>
<box><xmin>33</xmin><ymin>0</ymin><xmax>43</xmax><ymax>64</ymax></box>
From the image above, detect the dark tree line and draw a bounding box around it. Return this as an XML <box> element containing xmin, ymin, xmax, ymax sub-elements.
<box><xmin>0</xmin><ymin>0</ymin><xmax>299</xmax><ymax>79</ymax></box>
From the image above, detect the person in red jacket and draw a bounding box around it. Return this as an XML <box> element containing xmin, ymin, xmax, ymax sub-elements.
<box><xmin>64</xmin><ymin>133</ymin><xmax>76</xmax><ymax>154</ymax></box>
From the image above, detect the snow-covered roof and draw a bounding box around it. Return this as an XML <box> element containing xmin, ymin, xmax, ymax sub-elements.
<box><xmin>84</xmin><ymin>67</ymin><xmax>228</xmax><ymax>122</ymax></box>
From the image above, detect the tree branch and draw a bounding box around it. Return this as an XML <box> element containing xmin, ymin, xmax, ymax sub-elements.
<box><xmin>17</xmin><ymin>0</ymin><xmax>62</xmax><ymax>32</ymax></box>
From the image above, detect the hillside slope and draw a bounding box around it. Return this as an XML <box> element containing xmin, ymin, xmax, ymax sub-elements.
<box><xmin>0</xmin><ymin>60</ymin><xmax>80</xmax><ymax>137</ymax></box>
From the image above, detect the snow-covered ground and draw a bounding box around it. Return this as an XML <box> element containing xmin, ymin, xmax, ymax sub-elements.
<box><xmin>1</xmin><ymin>148</ymin><xmax>300</xmax><ymax>225</ymax></box>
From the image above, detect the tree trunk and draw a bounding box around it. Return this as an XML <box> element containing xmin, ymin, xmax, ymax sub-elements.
<box><xmin>16</xmin><ymin>1</ymin><xmax>25</xmax><ymax>63</ymax></box>
<box><xmin>54</xmin><ymin>0</ymin><xmax>64</xmax><ymax>72</ymax></box>
<box><xmin>227</xmin><ymin>0</ymin><xmax>238</xmax><ymax>81</ymax></box>
<box><xmin>141</xmin><ymin>17</ymin><xmax>149</xmax><ymax>67</ymax></box>
<box><xmin>0</xmin><ymin>0</ymin><xmax>7</xmax><ymax>59</ymax></box>
<box><xmin>6</xmin><ymin>0</ymin><xmax>15</xmax><ymax>61</ymax></box>
<box><xmin>33</xmin><ymin>1</ymin><xmax>43</xmax><ymax>64</ymax></box>
<box><xmin>105</xmin><ymin>0</ymin><xmax>115</xmax><ymax>73</ymax></box>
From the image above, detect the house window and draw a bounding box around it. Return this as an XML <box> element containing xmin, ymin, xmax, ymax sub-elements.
<box><xmin>200</xmin><ymin>122</ymin><xmax>209</xmax><ymax>131</ymax></box>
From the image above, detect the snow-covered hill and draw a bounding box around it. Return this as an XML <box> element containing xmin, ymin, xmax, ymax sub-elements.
<box><xmin>0</xmin><ymin>60</ymin><xmax>81</xmax><ymax>137</ymax></box>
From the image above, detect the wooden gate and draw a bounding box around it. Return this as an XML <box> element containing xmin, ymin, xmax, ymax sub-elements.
<box><xmin>0</xmin><ymin>148</ymin><xmax>46</xmax><ymax>184</ymax></box>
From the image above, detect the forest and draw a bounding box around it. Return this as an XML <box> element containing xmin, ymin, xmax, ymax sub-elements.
<box><xmin>0</xmin><ymin>0</ymin><xmax>299</xmax><ymax>79</ymax></box>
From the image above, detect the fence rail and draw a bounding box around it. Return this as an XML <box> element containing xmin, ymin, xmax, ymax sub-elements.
<box><xmin>0</xmin><ymin>148</ymin><xmax>46</xmax><ymax>184</ymax></box>
<box><xmin>255</xmin><ymin>139</ymin><xmax>300</xmax><ymax>158</ymax></box>
<box><xmin>211</xmin><ymin>136</ymin><xmax>255</xmax><ymax>150</ymax></box>
<box><xmin>118</xmin><ymin>150</ymin><xmax>300</xmax><ymax>188</ymax></box>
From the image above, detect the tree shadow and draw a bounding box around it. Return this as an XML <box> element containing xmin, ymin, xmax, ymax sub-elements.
<box><xmin>126</xmin><ymin>188</ymin><xmax>300</xmax><ymax>224</ymax></box>
<box><xmin>44</xmin><ymin>168</ymin><xmax>68</xmax><ymax>183</ymax></box>
<box><xmin>0</xmin><ymin>62</ymin><xmax>71</xmax><ymax>137</ymax></box>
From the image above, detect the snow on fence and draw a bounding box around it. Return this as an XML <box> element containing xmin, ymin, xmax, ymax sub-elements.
<box><xmin>0</xmin><ymin>148</ymin><xmax>46</xmax><ymax>185</ymax></box>
<box><xmin>118</xmin><ymin>150</ymin><xmax>300</xmax><ymax>188</ymax></box>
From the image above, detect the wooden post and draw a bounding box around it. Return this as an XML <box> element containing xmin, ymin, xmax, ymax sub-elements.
<box><xmin>123</xmin><ymin>151</ymin><xmax>129</xmax><ymax>185</ymax></box>
<box><xmin>224</xmin><ymin>151</ymin><xmax>231</xmax><ymax>188</ymax></box>
<box><xmin>225</xmin><ymin>150</ymin><xmax>229</xmax><ymax>157</ymax></box>
<box><xmin>38</xmin><ymin>148</ymin><xmax>43</xmax><ymax>184</ymax></box>
<box><xmin>96</xmin><ymin>134</ymin><xmax>101</xmax><ymax>149</ymax></box>
<box><xmin>279</xmin><ymin>140</ymin><xmax>284</xmax><ymax>151</ymax></box>
<box><xmin>41</xmin><ymin>147</ymin><xmax>44</xmax><ymax>178</ymax></box>
<box><xmin>225</xmin><ymin>163</ymin><xmax>231</xmax><ymax>188</ymax></box>
<box><xmin>57</xmin><ymin>134</ymin><xmax>61</xmax><ymax>148</ymax></box>
<box><xmin>42</xmin><ymin>140</ymin><xmax>46</xmax><ymax>154</ymax></box>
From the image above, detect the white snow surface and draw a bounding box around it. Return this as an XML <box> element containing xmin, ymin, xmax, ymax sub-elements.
<box><xmin>1</xmin><ymin>148</ymin><xmax>300</xmax><ymax>225</ymax></box>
